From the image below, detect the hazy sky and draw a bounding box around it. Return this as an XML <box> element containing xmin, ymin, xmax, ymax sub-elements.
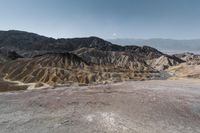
<box><xmin>0</xmin><ymin>0</ymin><xmax>200</xmax><ymax>39</ymax></box>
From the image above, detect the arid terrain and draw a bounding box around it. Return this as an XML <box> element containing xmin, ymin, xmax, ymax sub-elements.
<box><xmin>0</xmin><ymin>30</ymin><xmax>200</xmax><ymax>133</ymax></box>
<box><xmin>1</xmin><ymin>0</ymin><xmax>200</xmax><ymax>132</ymax></box>
<box><xmin>0</xmin><ymin>30</ymin><xmax>189</xmax><ymax>86</ymax></box>
<box><xmin>0</xmin><ymin>79</ymin><xmax>200</xmax><ymax>133</ymax></box>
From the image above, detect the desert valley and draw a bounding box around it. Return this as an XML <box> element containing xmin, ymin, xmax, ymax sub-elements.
<box><xmin>0</xmin><ymin>30</ymin><xmax>200</xmax><ymax>133</ymax></box>
<box><xmin>0</xmin><ymin>30</ymin><xmax>199</xmax><ymax>89</ymax></box>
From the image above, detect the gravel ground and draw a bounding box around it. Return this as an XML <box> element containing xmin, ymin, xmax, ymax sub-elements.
<box><xmin>0</xmin><ymin>79</ymin><xmax>200</xmax><ymax>133</ymax></box>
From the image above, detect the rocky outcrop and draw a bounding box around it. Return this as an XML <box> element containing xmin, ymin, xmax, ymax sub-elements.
<box><xmin>166</xmin><ymin>53</ymin><xmax>200</xmax><ymax>79</ymax></box>
<box><xmin>72</xmin><ymin>48</ymin><xmax>153</xmax><ymax>71</ymax></box>
<box><xmin>147</xmin><ymin>55</ymin><xmax>184</xmax><ymax>70</ymax></box>
<box><xmin>167</xmin><ymin>63</ymin><xmax>200</xmax><ymax>79</ymax></box>
<box><xmin>0</xmin><ymin>49</ymin><xmax>22</xmax><ymax>63</ymax></box>
<box><xmin>174</xmin><ymin>53</ymin><xmax>200</xmax><ymax>65</ymax></box>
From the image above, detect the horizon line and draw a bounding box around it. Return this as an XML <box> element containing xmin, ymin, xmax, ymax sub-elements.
<box><xmin>1</xmin><ymin>29</ymin><xmax>200</xmax><ymax>41</ymax></box>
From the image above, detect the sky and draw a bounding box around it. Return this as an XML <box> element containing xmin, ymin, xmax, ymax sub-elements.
<box><xmin>0</xmin><ymin>0</ymin><xmax>200</xmax><ymax>39</ymax></box>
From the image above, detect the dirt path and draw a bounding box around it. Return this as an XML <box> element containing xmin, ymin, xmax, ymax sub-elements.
<box><xmin>0</xmin><ymin>79</ymin><xmax>200</xmax><ymax>133</ymax></box>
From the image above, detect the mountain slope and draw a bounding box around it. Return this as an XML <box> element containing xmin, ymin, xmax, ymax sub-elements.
<box><xmin>0</xmin><ymin>53</ymin><xmax>89</xmax><ymax>85</ymax></box>
<box><xmin>0</xmin><ymin>52</ymin><xmax>160</xmax><ymax>85</ymax></box>
<box><xmin>0</xmin><ymin>30</ymin><xmax>163</xmax><ymax>59</ymax></box>
<box><xmin>147</xmin><ymin>55</ymin><xmax>184</xmax><ymax>70</ymax></box>
<box><xmin>174</xmin><ymin>53</ymin><xmax>200</xmax><ymax>65</ymax></box>
<box><xmin>72</xmin><ymin>48</ymin><xmax>153</xmax><ymax>71</ymax></box>
<box><xmin>167</xmin><ymin>53</ymin><xmax>200</xmax><ymax>79</ymax></box>
<box><xmin>0</xmin><ymin>30</ymin><xmax>186</xmax><ymax>86</ymax></box>
<box><xmin>0</xmin><ymin>30</ymin><xmax>122</xmax><ymax>57</ymax></box>
<box><xmin>0</xmin><ymin>49</ymin><xmax>22</xmax><ymax>63</ymax></box>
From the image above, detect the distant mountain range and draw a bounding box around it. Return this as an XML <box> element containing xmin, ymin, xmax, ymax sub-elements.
<box><xmin>108</xmin><ymin>38</ymin><xmax>200</xmax><ymax>54</ymax></box>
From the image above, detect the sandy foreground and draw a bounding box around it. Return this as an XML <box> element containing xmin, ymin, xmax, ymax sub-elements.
<box><xmin>0</xmin><ymin>79</ymin><xmax>200</xmax><ymax>133</ymax></box>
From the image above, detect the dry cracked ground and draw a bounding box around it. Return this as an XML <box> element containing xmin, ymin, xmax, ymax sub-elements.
<box><xmin>0</xmin><ymin>79</ymin><xmax>200</xmax><ymax>133</ymax></box>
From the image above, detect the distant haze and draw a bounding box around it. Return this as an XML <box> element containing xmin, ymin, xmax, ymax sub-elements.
<box><xmin>108</xmin><ymin>38</ymin><xmax>200</xmax><ymax>54</ymax></box>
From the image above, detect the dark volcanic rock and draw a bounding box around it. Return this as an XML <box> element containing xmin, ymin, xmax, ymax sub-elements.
<box><xmin>0</xmin><ymin>48</ymin><xmax>22</xmax><ymax>63</ymax></box>
<box><xmin>0</xmin><ymin>30</ymin><xmax>121</xmax><ymax>57</ymax></box>
<box><xmin>0</xmin><ymin>30</ymin><xmax>163</xmax><ymax>59</ymax></box>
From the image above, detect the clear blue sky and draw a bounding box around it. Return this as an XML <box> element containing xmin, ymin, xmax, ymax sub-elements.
<box><xmin>0</xmin><ymin>0</ymin><xmax>200</xmax><ymax>39</ymax></box>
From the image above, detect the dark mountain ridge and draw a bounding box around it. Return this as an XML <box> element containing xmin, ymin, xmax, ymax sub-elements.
<box><xmin>0</xmin><ymin>30</ymin><xmax>163</xmax><ymax>59</ymax></box>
